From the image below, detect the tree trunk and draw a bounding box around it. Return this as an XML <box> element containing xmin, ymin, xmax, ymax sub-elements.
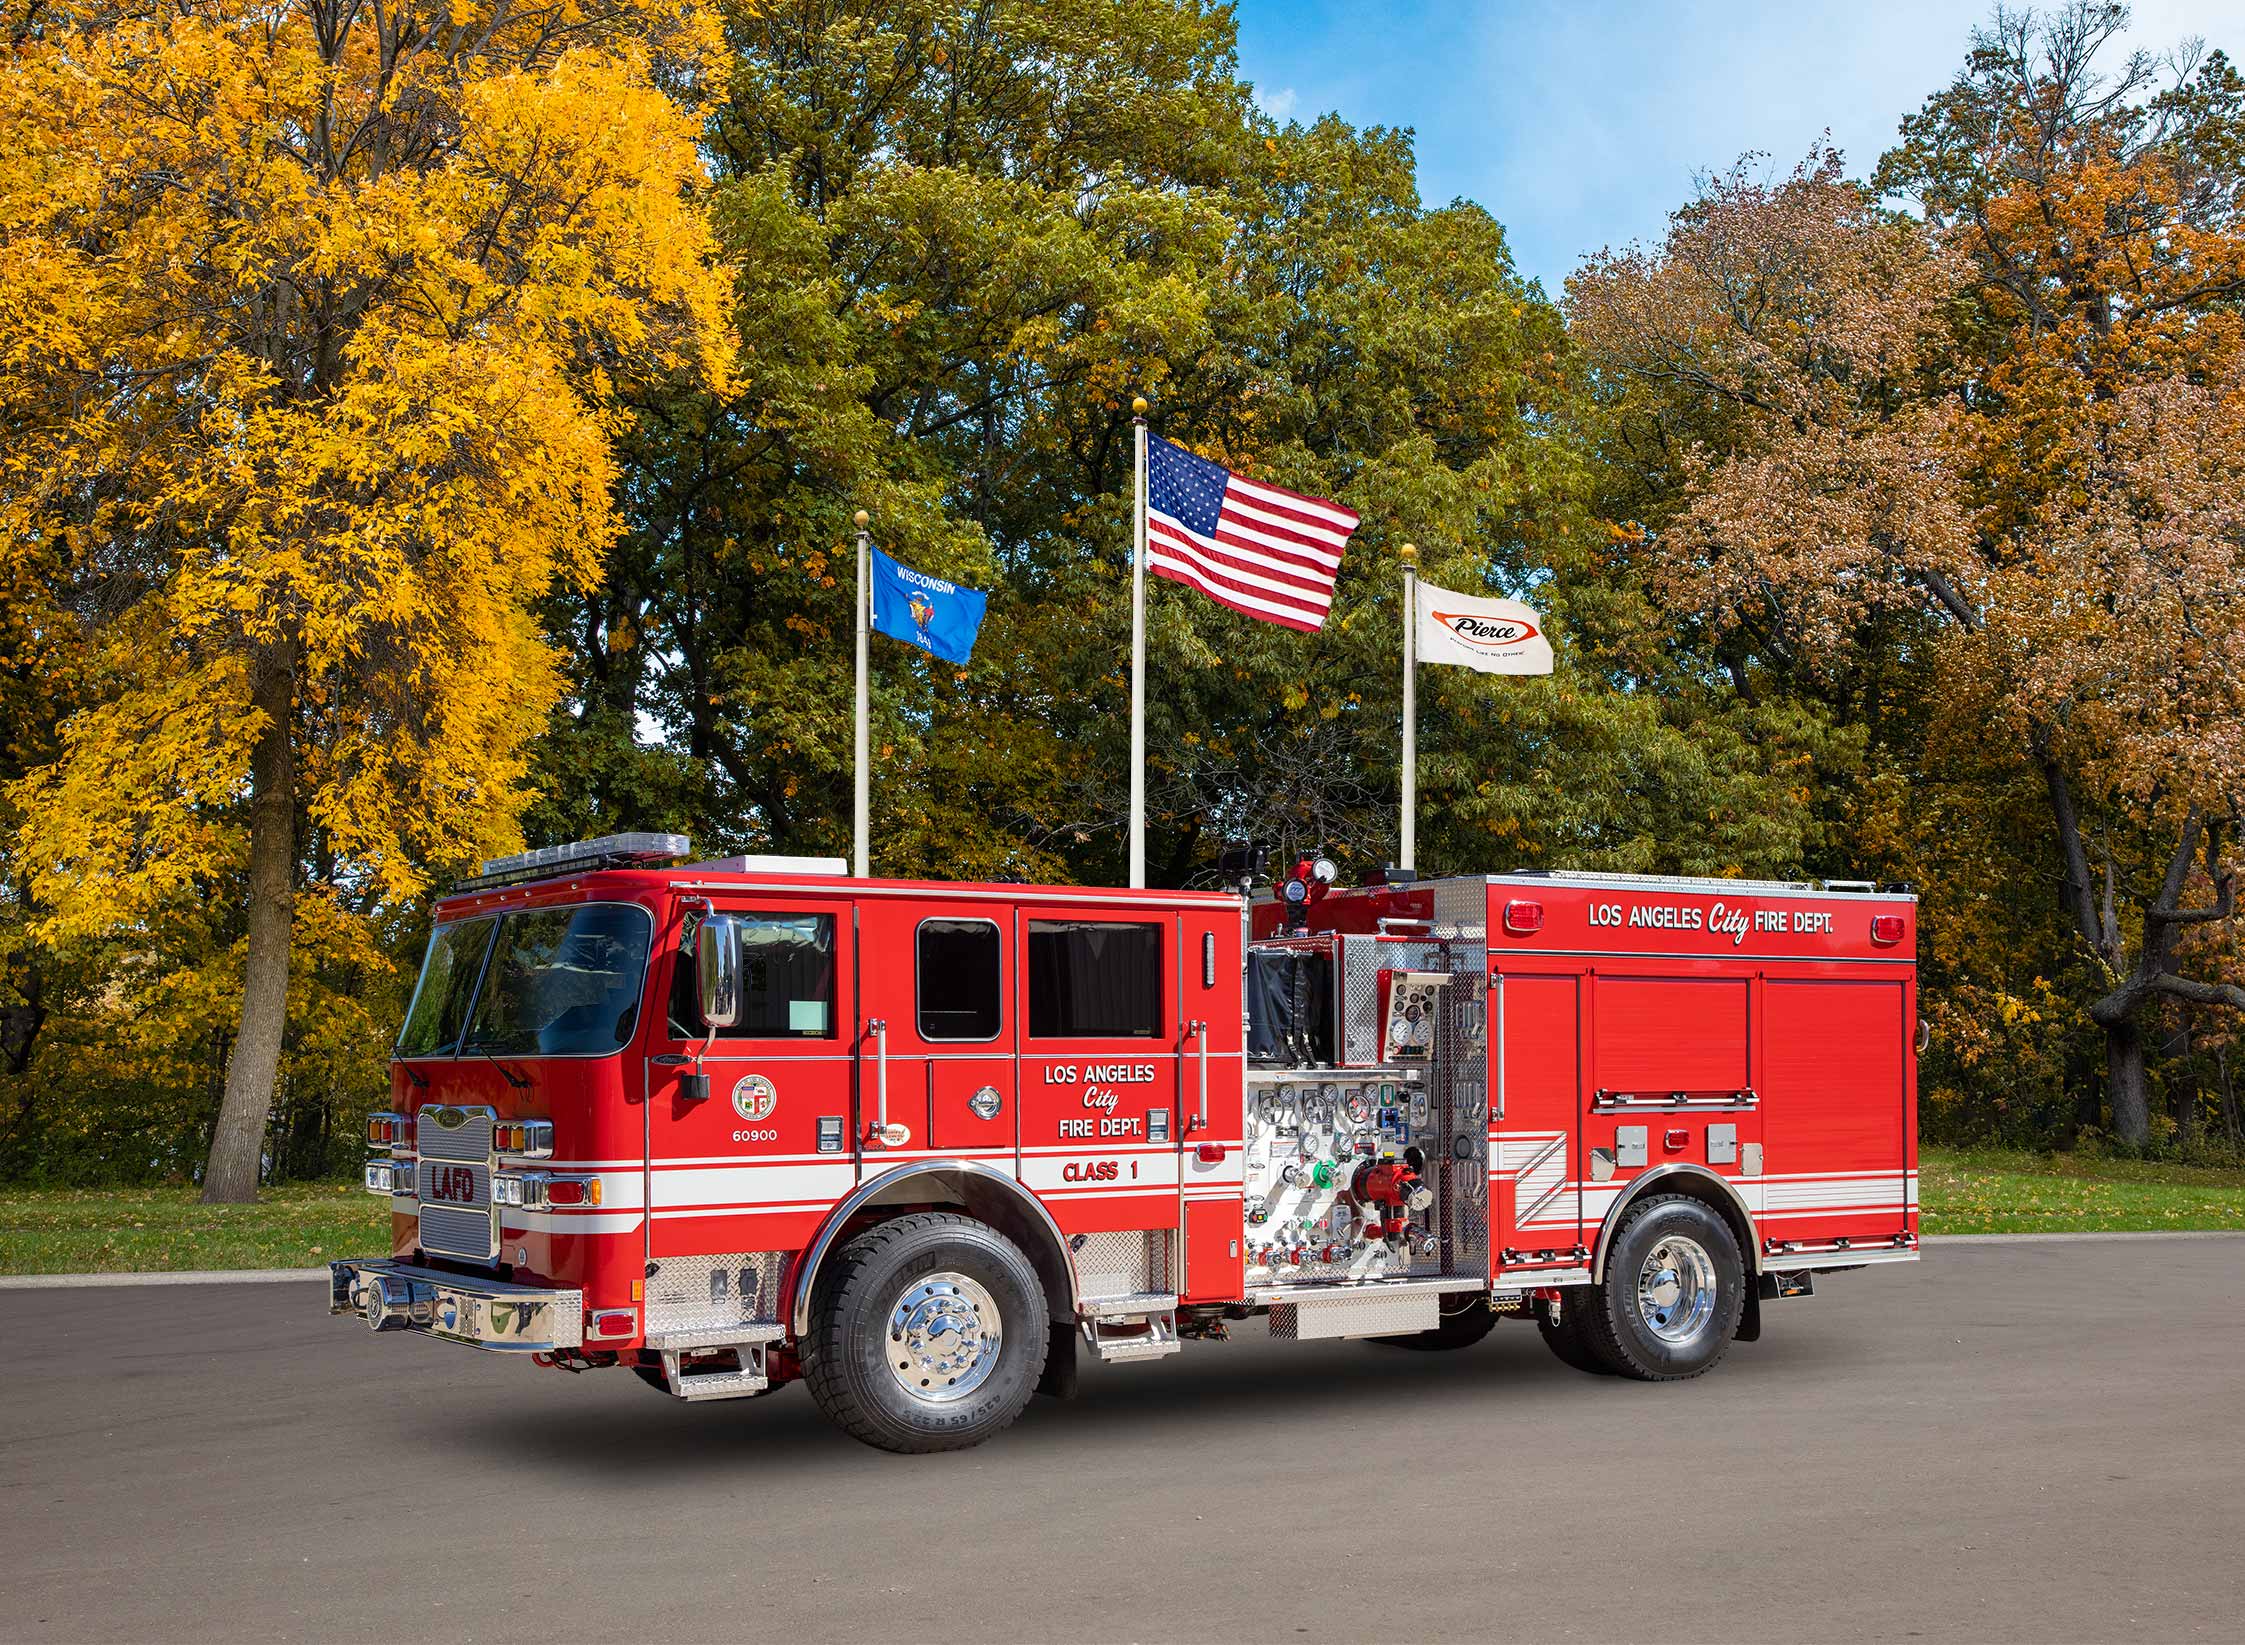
<box><xmin>200</xmin><ymin>652</ymin><xmax>297</xmax><ymax>1204</ymax></box>
<box><xmin>2217</xmin><ymin>1045</ymin><xmax>2241</xmax><ymax>1151</ymax></box>
<box><xmin>2105</xmin><ymin>1017</ymin><xmax>2148</xmax><ymax>1147</ymax></box>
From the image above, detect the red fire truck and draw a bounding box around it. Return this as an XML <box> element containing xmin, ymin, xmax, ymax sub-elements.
<box><xmin>332</xmin><ymin>833</ymin><xmax>1919</xmax><ymax>1452</ymax></box>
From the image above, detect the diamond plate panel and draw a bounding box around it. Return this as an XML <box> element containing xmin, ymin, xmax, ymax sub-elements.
<box><xmin>647</xmin><ymin>1251</ymin><xmax>786</xmax><ymax>1334</ymax></box>
<box><xmin>1431</xmin><ymin>876</ymin><xmax>1491</xmax><ymax>1281</ymax></box>
<box><xmin>1073</xmin><ymin>1230</ymin><xmax>1172</xmax><ymax>1299</ymax></box>
<box><xmin>1267</xmin><ymin>1288</ymin><xmax>1440</xmax><ymax>1340</ymax></box>
<box><xmin>1338</xmin><ymin>935</ymin><xmax>1447</xmax><ymax>1066</ymax></box>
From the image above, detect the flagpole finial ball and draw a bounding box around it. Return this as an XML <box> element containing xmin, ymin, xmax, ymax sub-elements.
<box><xmin>1132</xmin><ymin>396</ymin><xmax>1148</xmax><ymax>416</ymax></box>
<box><xmin>854</xmin><ymin>510</ymin><xmax>869</xmax><ymax>529</ymax></box>
<box><xmin>1400</xmin><ymin>541</ymin><xmax>1417</xmax><ymax>563</ymax></box>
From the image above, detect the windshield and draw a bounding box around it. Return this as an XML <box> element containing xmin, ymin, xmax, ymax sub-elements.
<box><xmin>463</xmin><ymin>904</ymin><xmax>653</xmax><ymax>1057</ymax></box>
<box><xmin>396</xmin><ymin>903</ymin><xmax>653</xmax><ymax>1059</ymax></box>
<box><xmin>397</xmin><ymin>918</ymin><xmax>497</xmax><ymax>1057</ymax></box>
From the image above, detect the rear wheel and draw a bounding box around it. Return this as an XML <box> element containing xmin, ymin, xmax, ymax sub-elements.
<box><xmin>801</xmin><ymin>1212</ymin><xmax>1048</xmax><ymax>1453</ymax></box>
<box><xmin>1535</xmin><ymin>1295</ymin><xmax>1614</xmax><ymax>1374</ymax></box>
<box><xmin>1577</xmin><ymin>1194</ymin><xmax>1745</xmax><ymax>1381</ymax></box>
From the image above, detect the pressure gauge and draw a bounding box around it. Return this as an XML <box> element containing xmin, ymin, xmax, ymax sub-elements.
<box><xmin>1322</xmin><ymin>1082</ymin><xmax>1340</xmax><ymax>1104</ymax></box>
<box><xmin>1296</xmin><ymin>1131</ymin><xmax>1322</xmax><ymax>1161</ymax></box>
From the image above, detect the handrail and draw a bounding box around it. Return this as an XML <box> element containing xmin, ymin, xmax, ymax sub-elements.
<box><xmin>865</xmin><ymin>1018</ymin><xmax>889</xmax><ymax>1141</ymax></box>
<box><xmin>1591</xmin><ymin>1088</ymin><xmax>1757</xmax><ymax>1112</ymax></box>
<box><xmin>1191</xmin><ymin>1020</ymin><xmax>1209</xmax><ymax>1132</ymax></box>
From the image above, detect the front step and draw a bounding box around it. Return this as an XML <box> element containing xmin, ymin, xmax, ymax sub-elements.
<box><xmin>659</xmin><ymin>1344</ymin><xmax>770</xmax><ymax>1401</ymax></box>
<box><xmin>1079</xmin><ymin>1302</ymin><xmax>1181</xmax><ymax>1364</ymax></box>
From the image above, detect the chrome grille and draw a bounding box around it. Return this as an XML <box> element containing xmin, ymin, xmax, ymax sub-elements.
<box><xmin>419</xmin><ymin>1203</ymin><xmax>498</xmax><ymax>1261</ymax></box>
<box><xmin>415</xmin><ymin>1106</ymin><xmax>496</xmax><ymax>1260</ymax></box>
<box><xmin>418</xmin><ymin>1107</ymin><xmax>493</xmax><ymax>1161</ymax></box>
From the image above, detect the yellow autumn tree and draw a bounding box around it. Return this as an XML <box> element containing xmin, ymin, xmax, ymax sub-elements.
<box><xmin>0</xmin><ymin>0</ymin><xmax>733</xmax><ymax>1199</ymax></box>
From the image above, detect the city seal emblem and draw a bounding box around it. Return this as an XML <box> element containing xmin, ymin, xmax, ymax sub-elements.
<box><xmin>731</xmin><ymin>1074</ymin><xmax>779</xmax><ymax>1123</ymax></box>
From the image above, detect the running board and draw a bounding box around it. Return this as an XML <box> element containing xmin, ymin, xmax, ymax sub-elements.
<box><xmin>645</xmin><ymin>1321</ymin><xmax>786</xmax><ymax>1352</ymax></box>
<box><xmin>1079</xmin><ymin>1306</ymin><xmax>1181</xmax><ymax>1363</ymax></box>
<box><xmin>659</xmin><ymin>1344</ymin><xmax>770</xmax><ymax>1401</ymax></box>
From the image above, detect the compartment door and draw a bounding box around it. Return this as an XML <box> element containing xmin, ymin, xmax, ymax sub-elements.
<box><xmin>1178</xmin><ymin>906</ymin><xmax>1244</xmax><ymax>1303</ymax></box>
<box><xmin>647</xmin><ymin>896</ymin><xmax>856</xmax><ymax>1261</ymax></box>
<box><xmin>1758</xmin><ymin>977</ymin><xmax>1911</xmax><ymax>1243</ymax></box>
<box><xmin>1491</xmin><ymin>969</ymin><xmax>1583</xmax><ymax>1268</ymax></box>
<box><xmin>1582</xmin><ymin>973</ymin><xmax>1761</xmax><ymax>1250</ymax></box>
<box><xmin>854</xmin><ymin>900</ymin><xmax>1017</xmax><ymax>1169</ymax></box>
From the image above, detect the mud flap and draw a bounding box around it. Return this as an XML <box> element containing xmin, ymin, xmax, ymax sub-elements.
<box><xmin>1036</xmin><ymin>1319</ymin><xmax>1079</xmax><ymax>1399</ymax></box>
<box><xmin>1735</xmin><ymin>1287</ymin><xmax>1762</xmax><ymax>1343</ymax></box>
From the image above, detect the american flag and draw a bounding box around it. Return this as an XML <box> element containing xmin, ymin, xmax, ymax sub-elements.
<box><xmin>1145</xmin><ymin>434</ymin><xmax>1358</xmax><ymax>632</ymax></box>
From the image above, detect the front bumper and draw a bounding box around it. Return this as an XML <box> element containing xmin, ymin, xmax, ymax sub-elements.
<box><xmin>329</xmin><ymin>1258</ymin><xmax>583</xmax><ymax>1353</ymax></box>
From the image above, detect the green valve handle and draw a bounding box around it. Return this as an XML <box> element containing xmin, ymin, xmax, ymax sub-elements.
<box><xmin>1311</xmin><ymin>1160</ymin><xmax>1336</xmax><ymax>1189</ymax></box>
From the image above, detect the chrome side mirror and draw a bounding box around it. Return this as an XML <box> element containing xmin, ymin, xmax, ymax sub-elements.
<box><xmin>695</xmin><ymin>913</ymin><xmax>741</xmax><ymax>1030</ymax></box>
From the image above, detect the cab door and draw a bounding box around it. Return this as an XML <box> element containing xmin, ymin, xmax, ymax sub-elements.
<box><xmin>854</xmin><ymin>899</ymin><xmax>1017</xmax><ymax>1170</ymax></box>
<box><xmin>1015</xmin><ymin>908</ymin><xmax>1181</xmax><ymax>1251</ymax></box>
<box><xmin>646</xmin><ymin>896</ymin><xmax>857</xmax><ymax>1260</ymax></box>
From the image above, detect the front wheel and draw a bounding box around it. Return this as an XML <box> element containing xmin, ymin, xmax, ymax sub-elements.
<box><xmin>801</xmin><ymin>1212</ymin><xmax>1048</xmax><ymax>1453</ymax></box>
<box><xmin>1576</xmin><ymin>1194</ymin><xmax>1745</xmax><ymax>1380</ymax></box>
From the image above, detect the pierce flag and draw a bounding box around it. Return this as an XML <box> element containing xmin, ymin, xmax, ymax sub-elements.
<box><xmin>1414</xmin><ymin>581</ymin><xmax>1553</xmax><ymax>675</ymax></box>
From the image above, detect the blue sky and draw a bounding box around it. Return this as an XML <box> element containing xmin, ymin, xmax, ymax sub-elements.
<box><xmin>1232</xmin><ymin>0</ymin><xmax>2236</xmax><ymax>294</ymax></box>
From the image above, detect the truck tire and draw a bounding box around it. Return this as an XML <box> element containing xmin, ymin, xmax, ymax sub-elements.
<box><xmin>801</xmin><ymin>1211</ymin><xmax>1048</xmax><ymax>1453</ymax></box>
<box><xmin>1576</xmin><ymin>1194</ymin><xmax>1745</xmax><ymax>1381</ymax></box>
<box><xmin>1535</xmin><ymin>1296</ymin><xmax>1614</xmax><ymax>1374</ymax></box>
<box><xmin>1372</xmin><ymin>1296</ymin><xmax>1501</xmax><ymax>1351</ymax></box>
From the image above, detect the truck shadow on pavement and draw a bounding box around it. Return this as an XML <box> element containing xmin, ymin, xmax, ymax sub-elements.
<box><xmin>423</xmin><ymin>1324</ymin><xmax>1831</xmax><ymax>1480</ymax></box>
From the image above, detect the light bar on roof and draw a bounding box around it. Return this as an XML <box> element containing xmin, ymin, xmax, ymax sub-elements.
<box><xmin>476</xmin><ymin>833</ymin><xmax>691</xmax><ymax>879</ymax></box>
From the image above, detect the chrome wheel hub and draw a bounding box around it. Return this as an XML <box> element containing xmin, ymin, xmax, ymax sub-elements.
<box><xmin>886</xmin><ymin>1271</ymin><xmax>1002</xmax><ymax>1403</ymax></box>
<box><xmin>1634</xmin><ymin>1235</ymin><xmax>1717</xmax><ymax>1344</ymax></box>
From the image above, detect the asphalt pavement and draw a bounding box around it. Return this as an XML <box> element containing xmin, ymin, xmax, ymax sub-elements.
<box><xmin>3</xmin><ymin>1236</ymin><xmax>2242</xmax><ymax>1643</ymax></box>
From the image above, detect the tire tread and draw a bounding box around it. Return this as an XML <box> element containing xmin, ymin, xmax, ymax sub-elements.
<box><xmin>1579</xmin><ymin>1193</ymin><xmax>1742</xmax><ymax>1382</ymax></box>
<box><xmin>800</xmin><ymin>1211</ymin><xmax>1046</xmax><ymax>1453</ymax></box>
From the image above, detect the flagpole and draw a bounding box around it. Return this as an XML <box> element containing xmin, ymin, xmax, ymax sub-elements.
<box><xmin>1400</xmin><ymin>541</ymin><xmax>1417</xmax><ymax>874</ymax></box>
<box><xmin>853</xmin><ymin>509</ymin><xmax>870</xmax><ymax>879</ymax></box>
<box><xmin>1129</xmin><ymin>395</ymin><xmax>1148</xmax><ymax>889</ymax></box>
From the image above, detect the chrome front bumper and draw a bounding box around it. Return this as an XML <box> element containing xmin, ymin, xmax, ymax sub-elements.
<box><xmin>328</xmin><ymin>1258</ymin><xmax>583</xmax><ymax>1353</ymax></box>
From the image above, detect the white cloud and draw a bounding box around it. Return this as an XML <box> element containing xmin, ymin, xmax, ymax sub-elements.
<box><xmin>1261</xmin><ymin>84</ymin><xmax>1299</xmax><ymax>122</ymax></box>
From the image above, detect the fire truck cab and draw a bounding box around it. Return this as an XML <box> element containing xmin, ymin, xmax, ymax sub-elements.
<box><xmin>333</xmin><ymin>834</ymin><xmax>1918</xmax><ymax>1452</ymax></box>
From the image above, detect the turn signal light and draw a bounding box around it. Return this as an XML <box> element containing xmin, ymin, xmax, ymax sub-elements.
<box><xmin>1870</xmin><ymin>914</ymin><xmax>1906</xmax><ymax>946</ymax></box>
<box><xmin>366</xmin><ymin>1112</ymin><xmax>411</xmax><ymax>1148</ymax></box>
<box><xmin>492</xmin><ymin>1119</ymin><xmax>554</xmax><ymax>1158</ymax></box>
<box><xmin>542</xmin><ymin>1177</ymin><xmax>601</xmax><ymax>1207</ymax></box>
<box><xmin>1502</xmin><ymin>899</ymin><xmax>1545</xmax><ymax>935</ymax></box>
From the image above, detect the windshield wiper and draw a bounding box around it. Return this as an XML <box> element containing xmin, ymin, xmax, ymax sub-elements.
<box><xmin>462</xmin><ymin>1039</ymin><xmax>532</xmax><ymax>1090</ymax></box>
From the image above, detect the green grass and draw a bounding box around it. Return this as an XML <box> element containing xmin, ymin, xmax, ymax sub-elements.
<box><xmin>0</xmin><ymin>1183</ymin><xmax>390</xmax><ymax>1275</ymax></box>
<box><xmin>0</xmin><ymin>1150</ymin><xmax>2238</xmax><ymax>1274</ymax></box>
<box><xmin>1919</xmin><ymin>1146</ymin><xmax>2245</xmax><ymax>1234</ymax></box>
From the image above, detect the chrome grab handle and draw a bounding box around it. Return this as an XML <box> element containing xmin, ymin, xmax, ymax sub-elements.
<box><xmin>867</xmin><ymin>1018</ymin><xmax>888</xmax><ymax>1142</ymax></box>
<box><xmin>1192</xmin><ymin>1019</ymin><xmax>1209</xmax><ymax>1133</ymax></box>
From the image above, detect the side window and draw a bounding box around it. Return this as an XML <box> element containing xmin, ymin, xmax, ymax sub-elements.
<box><xmin>1027</xmin><ymin>920</ymin><xmax>1163</xmax><ymax>1039</ymax></box>
<box><xmin>917</xmin><ymin>919</ymin><xmax>1002</xmax><ymax>1041</ymax></box>
<box><xmin>669</xmin><ymin>911</ymin><xmax>836</xmax><ymax>1039</ymax></box>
